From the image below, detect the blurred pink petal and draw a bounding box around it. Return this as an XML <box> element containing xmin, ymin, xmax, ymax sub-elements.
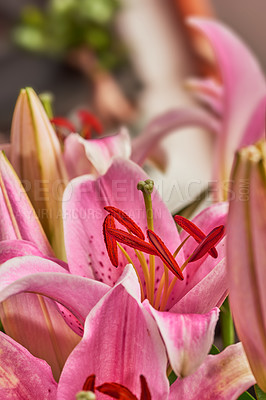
<box><xmin>188</xmin><ymin>18</ymin><xmax>266</xmax><ymax>200</ymax></box>
<box><xmin>131</xmin><ymin>108</ymin><xmax>220</xmax><ymax>166</ymax></box>
<box><xmin>64</xmin><ymin>128</ymin><xmax>131</xmax><ymax>179</ymax></box>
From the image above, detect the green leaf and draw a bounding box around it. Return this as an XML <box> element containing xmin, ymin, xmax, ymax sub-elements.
<box><xmin>238</xmin><ymin>391</ymin><xmax>255</xmax><ymax>400</ymax></box>
<box><xmin>209</xmin><ymin>344</ymin><xmax>220</xmax><ymax>355</ymax></box>
<box><xmin>168</xmin><ymin>370</ymin><xmax>177</xmax><ymax>385</ymax></box>
<box><xmin>255</xmin><ymin>385</ymin><xmax>266</xmax><ymax>400</ymax></box>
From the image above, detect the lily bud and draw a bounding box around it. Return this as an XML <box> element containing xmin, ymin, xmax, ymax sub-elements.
<box><xmin>10</xmin><ymin>87</ymin><xmax>68</xmax><ymax>259</ymax></box>
<box><xmin>227</xmin><ymin>140</ymin><xmax>266</xmax><ymax>390</ymax></box>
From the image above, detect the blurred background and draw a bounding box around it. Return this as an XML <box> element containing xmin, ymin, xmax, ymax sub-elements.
<box><xmin>0</xmin><ymin>0</ymin><xmax>264</xmax><ymax>210</ymax></box>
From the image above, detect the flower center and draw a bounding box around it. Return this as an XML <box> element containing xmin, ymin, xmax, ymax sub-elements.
<box><xmin>103</xmin><ymin>180</ymin><xmax>224</xmax><ymax>310</ymax></box>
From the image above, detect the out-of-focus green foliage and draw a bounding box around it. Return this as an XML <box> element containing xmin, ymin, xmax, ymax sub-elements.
<box><xmin>13</xmin><ymin>0</ymin><xmax>124</xmax><ymax>69</ymax></box>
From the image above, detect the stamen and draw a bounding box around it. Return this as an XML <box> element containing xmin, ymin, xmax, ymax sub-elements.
<box><xmin>82</xmin><ymin>374</ymin><xmax>96</xmax><ymax>391</ymax></box>
<box><xmin>106</xmin><ymin>227</ymin><xmax>158</xmax><ymax>255</ymax></box>
<box><xmin>104</xmin><ymin>206</ymin><xmax>145</xmax><ymax>239</ymax></box>
<box><xmin>50</xmin><ymin>117</ymin><xmax>76</xmax><ymax>133</ymax></box>
<box><xmin>103</xmin><ymin>215</ymin><xmax>118</xmax><ymax>267</ymax></box>
<box><xmin>140</xmin><ymin>375</ymin><xmax>152</xmax><ymax>400</ymax></box>
<box><xmin>96</xmin><ymin>382</ymin><xmax>138</xmax><ymax>400</ymax></box>
<box><xmin>189</xmin><ymin>225</ymin><xmax>225</xmax><ymax>263</ymax></box>
<box><xmin>174</xmin><ymin>215</ymin><xmax>218</xmax><ymax>258</ymax></box>
<box><xmin>147</xmin><ymin>230</ymin><xmax>184</xmax><ymax>281</ymax></box>
<box><xmin>134</xmin><ymin>250</ymin><xmax>151</xmax><ymax>302</ymax></box>
<box><xmin>78</xmin><ymin>110</ymin><xmax>103</xmax><ymax>136</ymax></box>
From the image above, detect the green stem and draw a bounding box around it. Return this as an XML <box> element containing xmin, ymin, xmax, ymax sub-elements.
<box><xmin>220</xmin><ymin>297</ymin><xmax>235</xmax><ymax>348</ymax></box>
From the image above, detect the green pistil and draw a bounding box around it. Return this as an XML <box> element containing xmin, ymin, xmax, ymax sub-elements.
<box><xmin>137</xmin><ymin>179</ymin><xmax>155</xmax><ymax>304</ymax></box>
<box><xmin>137</xmin><ymin>179</ymin><xmax>154</xmax><ymax>230</ymax></box>
<box><xmin>76</xmin><ymin>391</ymin><xmax>96</xmax><ymax>400</ymax></box>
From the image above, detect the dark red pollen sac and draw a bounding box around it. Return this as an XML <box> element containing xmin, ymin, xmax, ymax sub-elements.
<box><xmin>82</xmin><ymin>374</ymin><xmax>96</xmax><ymax>392</ymax></box>
<box><xmin>189</xmin><ymin>225</ymin><xmax>225</xmax><ymax>263</ymax></box>
<box><xmin>174</xmin><ymin>215</ymin><xmax>218</xmax><ymax>258</ymax></box>
<box><xmin>103</xmin><ymin>215</ymin><xmax>118</xmax><ymax>267</ymax></box>
<box><xmin>147</xmin><ymin>229</ymin><xmax>184</xmax><ymax>281</ymax></box>
<box><xmin>106</xmin><ymin>227</ymin><xmax>158</xmax><ymax>256</ymax></box>
<box><xmin>104</xmin><ymin>206</ymin><xmax>145</xmax><ymax>240</ymax></box>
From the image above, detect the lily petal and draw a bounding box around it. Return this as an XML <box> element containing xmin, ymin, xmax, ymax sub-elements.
<box><xmin>171</xmin><ymin>258</ymin><xmax>228</xmax><ymax>314</ymax></box>
<box><xmin>0</xmin><ymin>256</ymin><xmax>109</xmax><ymax>324</ymax></box>
<box><xmin>0</xmin><ymin>151</ymin><xmax>53</xmax><ymax>255</ymax></box>
<box><xmin>0</xmin><ymin>332</ymin><xmax>57</xmax><ymax>399</ymax></box>
<box><xmin>145</xmin><ymin>302</ymin><xmax>219</xmax><ymax>377</ymax></box>
<box><xmin>169</xmin><ymin>342</ymin><xmax>255</xmax><ymax>400</ymax></box>
<box><xmin>188</xmin><ymin>19</ymin><xmax>266</xmax><ymax>199</ymax></box>
<box><xmin>131</xmin><ymin>108</ymin><xmax>220</xmax><ymax>166</ymax></box>
<box><xmin>185</xmin><ymin>77</ymin><xmax>223</xmax><ymax>116</ymax></box>
<box><xmin>57</xmin><ymin>267</ymin><xmax>169</xmax><ymax>400</ymax></box>
<box><xmin>0</xmin><ymin>240</ymin><xmax>68</xmax><ymax>270</ymax></box>
<box><xmin>63</xmin><ymin>128</ymin><xmax>131</xmax><ymax>179</ymax></box>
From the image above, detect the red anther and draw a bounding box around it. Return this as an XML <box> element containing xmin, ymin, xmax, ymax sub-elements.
<box><xmin>189</xmin><ymin>225</ymin><xmax>225</xmax><ymax>263</ymax></box>
<box><xmin>147</xmin><ymin>230</ymin><xmax>184</xmax><ymax>281</ymax></box>
<box><xmin>50</xmin><ymin>117</ymin><xmax>76</xmax><ymax>133</ymax></box>
<box><xmin>96</xmin><ymin>382</ymin><xmax>138</xmax><ymax>400</ymax></box>
<box><xmin>174</xmin><ymin>215</ymin><xmax>218</xmax><ymax>258</ymax></box>
<box><xmin>82</xmin><ymin>374</ymin><xmax>96</xmax><ymax>391</ymax></box>
<box><xmin>104</xmin><ymin>206</ymin><xmax>145</xmax><ymax>240</ymax></box>
<box><xmin>78</xmin><ymin>110</ymin><xmax>103</xmax><ymax>135</ymax></box>
<box><xmin>103</xmin><ymin>215</ymin><xmax>118</xmax><ymax>267</ymax></box>
<box><xmin>140</xmin><ymin>376</ymin><xmax>151</xmax><ymax>400</ymax></box>
<box><xmin>106</xmin><ymin>228</ymin><xmax>158</xmax><ymax>256</ymax></box>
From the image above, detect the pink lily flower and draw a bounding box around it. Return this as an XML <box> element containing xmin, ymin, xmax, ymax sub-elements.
<box><xmin>0</xmin><ymin>267</ymin><xmax>255</xmax><ymax>399</ymax></box>
<box><xmin>0</xmin><ymin>150</ymin><xmax>227</xmax><ymax>381</ymax></box>
<box><xmin>62</xmin><ymin>157</ymin><xmax>228</xmax><ymax>314</ymax></box>
<box><xmin>186</xmin><ymin>18</ymin><xmax>266</xmax><ymax>200</ymax></box>
<box><xmin>227</xmin><ymin>140</ymin><xmax>266</xmax><ymax>391</ymax></box>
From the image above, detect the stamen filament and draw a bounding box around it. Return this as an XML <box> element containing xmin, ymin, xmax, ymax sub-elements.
<box><xmin>117</xmin><ymin>243</ymin><xmax>145</xmax><ymax>301</ymax></box>
<box><xmin>134</xmin><ymin>250</ymin><xmax>151</xmax><ymax>302</ymax></box>
<box><xmin>160</xmin><ymin>265</ymin><xmax>169</xmax><ymax>311</ymax></box>
<box><xmin>172</xmin><ymin>235</ymin><xmax>190</xmax><ymax>258</ymax></box>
